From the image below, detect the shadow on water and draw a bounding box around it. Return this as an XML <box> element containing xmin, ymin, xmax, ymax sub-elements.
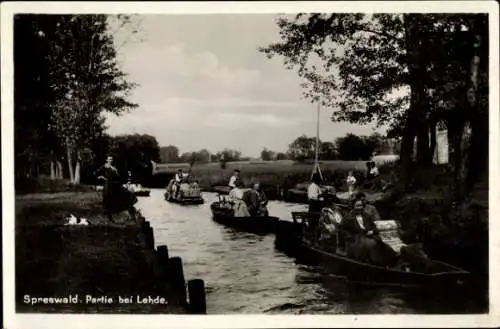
<box><xmin>135</xmin><ymin>189</ymin><xmax>487</xmax><ymax>314</ymax></box>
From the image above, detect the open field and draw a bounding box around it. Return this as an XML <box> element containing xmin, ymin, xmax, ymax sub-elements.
<box><xmin>148</xmin><ymin>159</ymin><xmax>398</xmax><ymax>191</ymax></box>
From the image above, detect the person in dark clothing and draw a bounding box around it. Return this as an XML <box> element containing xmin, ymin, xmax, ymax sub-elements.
<box><xmin>94</xmin><ymin>155</ymin><xmax>137</xmax><ymax>222</ymax></box>
<box><xmin>342</xmin><ymin>199</ymin><xmax>397</xmax><ymax>266</ymax></box>
<box><xmin>355</xmin><ymin>192</ymin><xmax>382</xmax><ymax>221</ymax></box>
<box><xmin>244</xmin><ymin>183</ymin><xmax>268</xmax><ymax>217</ymax></box>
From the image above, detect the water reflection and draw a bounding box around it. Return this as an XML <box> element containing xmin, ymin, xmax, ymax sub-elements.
<box><xmin>136</xmin><ymin>189</ymin><xmax>485</xmax><ymax>314</ymax></box>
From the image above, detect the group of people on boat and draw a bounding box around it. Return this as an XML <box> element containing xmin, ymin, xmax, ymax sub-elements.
<box><xmin>310</xmin><ymin>190</ymin><xmax>399</xmax><ymax>267</ymax></box>
<box><xmin>306</xmin><ymin>171</ymin><xmax>429</xmax><ymax>271</ymax></box>
<box><xmin>224</xmin><ymin>169</ymin><xmax>269</xmax><ymax>218</ymax></box>
<box><xmin>170</xmin><ymin>168</ymin><xmax>200</xmax><ymax>199</ymax></box>
<box><xmin>305</xmin><ymin>167</ymin><xmax>401</xmax><ymax>267</ymax></box>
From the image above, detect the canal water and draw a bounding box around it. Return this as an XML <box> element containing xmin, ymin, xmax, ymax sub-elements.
<box><xmin>137</xmin><ymin>189</ymin><xmax>486</xmax><ymax>314</ymax></box>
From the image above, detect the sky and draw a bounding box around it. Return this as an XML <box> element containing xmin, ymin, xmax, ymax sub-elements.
<box><xmin>105</xmin><ymin>14</ymin><xmax>381</xmax><ymax>158</ymax></box>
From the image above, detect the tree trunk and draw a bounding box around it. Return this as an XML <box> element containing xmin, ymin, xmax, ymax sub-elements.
<box><xmin>50</xmin><ymin>160</ymin><xmax>56</xmax><ymax>180</ymax></box>
<box><xmin>466</xmin><ymin>16</ymin><xmax>488</xmax><ymax>192</ymax></box>
<box><xmin>416</xmin><ymin>119</ymin><xmax>430</xmax><ymax>165</ymax></box>
<box><xmin>73</xmin><ymin>149</ymin><xmax>81</xmax><ymax>184</ymax></box>
<box><xmin>400</xmin><ymin>14</ymin><xmax>426</xmax><ymax>191</ymax></box>
<box><xmin>66</xmin><ymin>142</ymin><xmax>74</xmax><ymax>183</ymax></box>
<box><xmin>56</xmin><ymin>160</ymin><xmax>63</xmax><ymax>179</ymax></box>
<box><xmin>429</xmin><ymin>120</ymin><xmax>437</xmax><ymax>163</ymax></box>
<box><xmin>448</xmin><ymin>116</ymin><xmax>467</xmax><ymax>202</ymax></box>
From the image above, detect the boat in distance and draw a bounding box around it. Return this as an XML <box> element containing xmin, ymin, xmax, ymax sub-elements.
<box><xmin>125</xmin><ymin>183</ymin><xmax>151</xmax><ymax>197</ymax></box>
<box><xmin>165</xmin><ymin>179</ymin><xmax>204</xmax><ymax>205</ymax></box>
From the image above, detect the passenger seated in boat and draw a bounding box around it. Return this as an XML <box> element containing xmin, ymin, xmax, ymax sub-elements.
<box><xmin>355</xmin><ymin>192</ymin><xmax>381</xmax><ymax>221</ymax></box>
<box><xmin>229</xmin><ymin>180</ymin><xmax>250</xmax><ymax>217</ymax></box>
<box><xmin>228</xmin><ymin>169</ymin><xmax>240</xmax><ymax>189</ymax></box>
<box><xmin>342</xmin><ymin>199</ymin><xmax>398</xmax><ymax>267</ymax></box>
<box><xmin>244</xmin><ymin>183</ymin><xmax>268</xmax><ymax>217</ymax></box>
<box><xmin>308</xmin><ymin>173</ymin><xmax>324</xmax><ymax>213</ymax></box>
<box><xmin>346</xmin><ymin>171</ymin><xmax>357</xmax><ymax>197</ymax></box>
<box><xmin>316</xmin><ymin>195</ymin><xmax>344</xmax><ymax>253</ymax></box>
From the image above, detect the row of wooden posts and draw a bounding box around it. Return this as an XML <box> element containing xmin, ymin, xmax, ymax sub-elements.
<box><xmin>142</xmin><ymin>220</ymin><xmax>207</xmax><ymax>314</ymax></box>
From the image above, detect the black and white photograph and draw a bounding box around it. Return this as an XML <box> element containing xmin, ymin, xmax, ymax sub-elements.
<box><xmin>2</xmin><ymin>1</ymin><xmax>499</xmax><ymax>328</ymax></box>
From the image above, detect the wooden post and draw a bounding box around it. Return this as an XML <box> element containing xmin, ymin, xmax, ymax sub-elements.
<box><xmin>156</xmin><ymin>245</ymin><xmax>169</xmax><ymax>264</ymax></box>
<box><xmin>146</xmin><ymin>226</ymin><xmax>155</xmax><ymax>250</ymax></box>
<box><xmin>167</xmin><ymin>257</ymin><xmax>186</xmax><ymax>301</ymax></box>
<box><xmin>155</xmin><ymin>245</ymin><xmax>170</xmax><ymax>283</ymax></box>
<box><xmin>188</xmin><ymin>279</ymin><xmax>207</xmax><ymax>314</ymax></box>
<box><xmin>143</xmin><ymin>220</ymin><xmax>151</xmax><ymax>232</ymax></box>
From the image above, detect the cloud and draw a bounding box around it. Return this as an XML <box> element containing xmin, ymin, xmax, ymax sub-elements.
<box><xmin>119</xmin><ymin>43</ymin><xmax>262</xmax><ymax>97</ymax></box>
<box><xmin>107</xmin><ymin>15</ymin><xmax>382</xmax><ymax>157</ymax></box>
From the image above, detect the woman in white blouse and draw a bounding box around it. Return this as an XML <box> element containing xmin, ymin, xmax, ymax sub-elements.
<box><xmin>229</xmin><ymin>180</ymin><xmax>250</xmax><ymax>217</ymax></box>
<box><xmin>308</xmin><ymin>173</ymin><xmax>324</xmax><ymax>213</ymax></box>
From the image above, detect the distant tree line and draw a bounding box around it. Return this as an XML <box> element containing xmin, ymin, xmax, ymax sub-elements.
<box><xmin>159</xmin><ymin>146</ymin><xmax>253</xmax><ymax>165</ymax></box>
<box><xmin>260</xmin><ymin>132</ymin><xmax>399</xmax><ymax>162</ymax></box>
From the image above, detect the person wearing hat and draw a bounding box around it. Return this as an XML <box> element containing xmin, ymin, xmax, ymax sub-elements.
<box><xmin>342</xmin><ymin>198</ymin><xmax>397</xmax><ymax>266</ymax></box>
<box><xmin>316</xmin><ymin>194</ymin><xmax>345</xmax><ymax>252</ymax></box>
<box><xmin>244</xmin><ymin>182</ymin><xmax>268</xmax><ymax>217</ymax></box>
<box><xmin>94</xmin><ymin>155</ymin><xmax>137</xmax><ymax>223</ymax></box>
<box><xmin>355</xmin><ymin>192</ymin><xmax>381</xmax><ymax>221</ymax></box>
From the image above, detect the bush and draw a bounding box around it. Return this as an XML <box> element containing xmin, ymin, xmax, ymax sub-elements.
<box><xmin>15</xmin><ymin>176</ymin><xmax>94</xmax><ymax>195</ymax></box>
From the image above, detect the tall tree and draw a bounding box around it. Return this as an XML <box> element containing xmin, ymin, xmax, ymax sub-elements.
<box><xmin>335</xmin><ymin>134</ymin><xmax>373</xmax><ymax>161</ymax></box>
<box><xmin>260</xmin><ymin>13</ymin><xmax>487</xmax><ymax>192</ymax></box>
<box><xmin>14</xmin><ymin>15</ymin><xmax>62</xmax><ymax>181</ymax></box>
<box><xmin>109</xmin><ymin>134</ymin><xmax>160</xmax><ymax>182</ymax></box>
<box><xmin>319</xmin><ymin>141</ymin><xmax>337</xmax><ymax>160</ymax></box>
<box><xmin>216</xmin><ymin>149</ymin><xmax>242</xmax><ymax>162</ymax></box>
<box><xmin>287</xmin><ymin>135</ymin><xmax>316</xmax><ymax>162</ymax></box>
<box><xmin>261</xmin><ymin>148</ymin><xmax>277</xmax><ymax>161</ymax></box>
<box><xmin>41</xmin><ymin>15</ymin><xmax>138</xmax><ymax>184</ymax></box>
<box><xmin>159</xmin><ymin>145</ymin><xmax>180</xmax><ymax>163</ymax></box>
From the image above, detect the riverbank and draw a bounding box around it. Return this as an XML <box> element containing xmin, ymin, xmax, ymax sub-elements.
<box><xmin>15</xmin><ymin>191</ymin><xmax>191</xmax><ymax>313</ymax></box>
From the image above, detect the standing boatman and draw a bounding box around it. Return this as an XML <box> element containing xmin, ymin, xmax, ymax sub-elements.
<box><xmin>307</xmin><ymin>172</ymin><xmax>324</xmax><ymax>213</ymax></box>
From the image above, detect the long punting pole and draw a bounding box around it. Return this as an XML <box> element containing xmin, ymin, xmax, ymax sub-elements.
<box><xmin>312</xmin><ymin>101</ymin><xmax>323</xmax><ymax>181</ymax></box>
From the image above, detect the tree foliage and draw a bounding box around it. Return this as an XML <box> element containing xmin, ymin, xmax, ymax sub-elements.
<box><xmin>287</xmin><ymin>135</ymin><xmax>316</xmax><ymax>161</ymax></box>
<box><xmin>159</xmin><ymin>145</ymin><xmax>180</xmax><ymax>163</ymax></box>
<box><xmin>216</xmin><ymin>149</ymin><xmax>242</xmax><ymax>162</ymax></box>
<box><xmin>14</xmin><ymin>14</ymin><xmax>139</xmax><ymax>185</ymax></box>
<box><xmin>335</xmin><ymin>134</ymin><xmax>371</xmax><ymax>161</ymax></box>
<box><xmin>107</xmin><ymin>134</ymin><xmax>160</xmax><ymax>182</ymax></box>
<box><xmin>261</xmin><ymin>13</ymin><xmax>489</xmax><ymax>196</ymax></box>
<box><xmin>261</xmin><ymin>148</ymin><xmax>277</xmax><ymax>161</ymax></box>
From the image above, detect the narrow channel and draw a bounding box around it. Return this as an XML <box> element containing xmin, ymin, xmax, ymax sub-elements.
<box><xmin>136</xmin><ymin>189</ymin><xmax>483</xmax><ymax>314</ymax></box>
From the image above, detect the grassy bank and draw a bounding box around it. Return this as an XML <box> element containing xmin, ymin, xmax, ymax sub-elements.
<box><xmin>15</xmin><ymin>190</ymin><xmax>188</xmax><ymax>313</ymax></box>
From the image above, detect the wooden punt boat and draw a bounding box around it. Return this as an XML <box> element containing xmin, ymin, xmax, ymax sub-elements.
<box><xmin>290</xmin><ymin>211</ymin><xmax>470</xmax><ymax>288</ymax></box>
<box><xmin>134</xmin><ymin>189</ymin><xmax>151</xmax><ymax>197</ymax></box>
<box><xmin>210</xmin><ymin>201</ymin><xmax>279</xmax><ymax>234</ymax></box>
<box><xmin>124</xmin><ymin>184</ymin><xmax>151</xmax><ymax>197</ymax></box>
<box><xmin>164</xmin><ymin>179</ymin><xmax>204</xmax><ymax>205</ymax></box>
<box><xmin>165</xmin><ymin>194</ymin><xmax>204</xmax><ymax>205</ymax></box>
